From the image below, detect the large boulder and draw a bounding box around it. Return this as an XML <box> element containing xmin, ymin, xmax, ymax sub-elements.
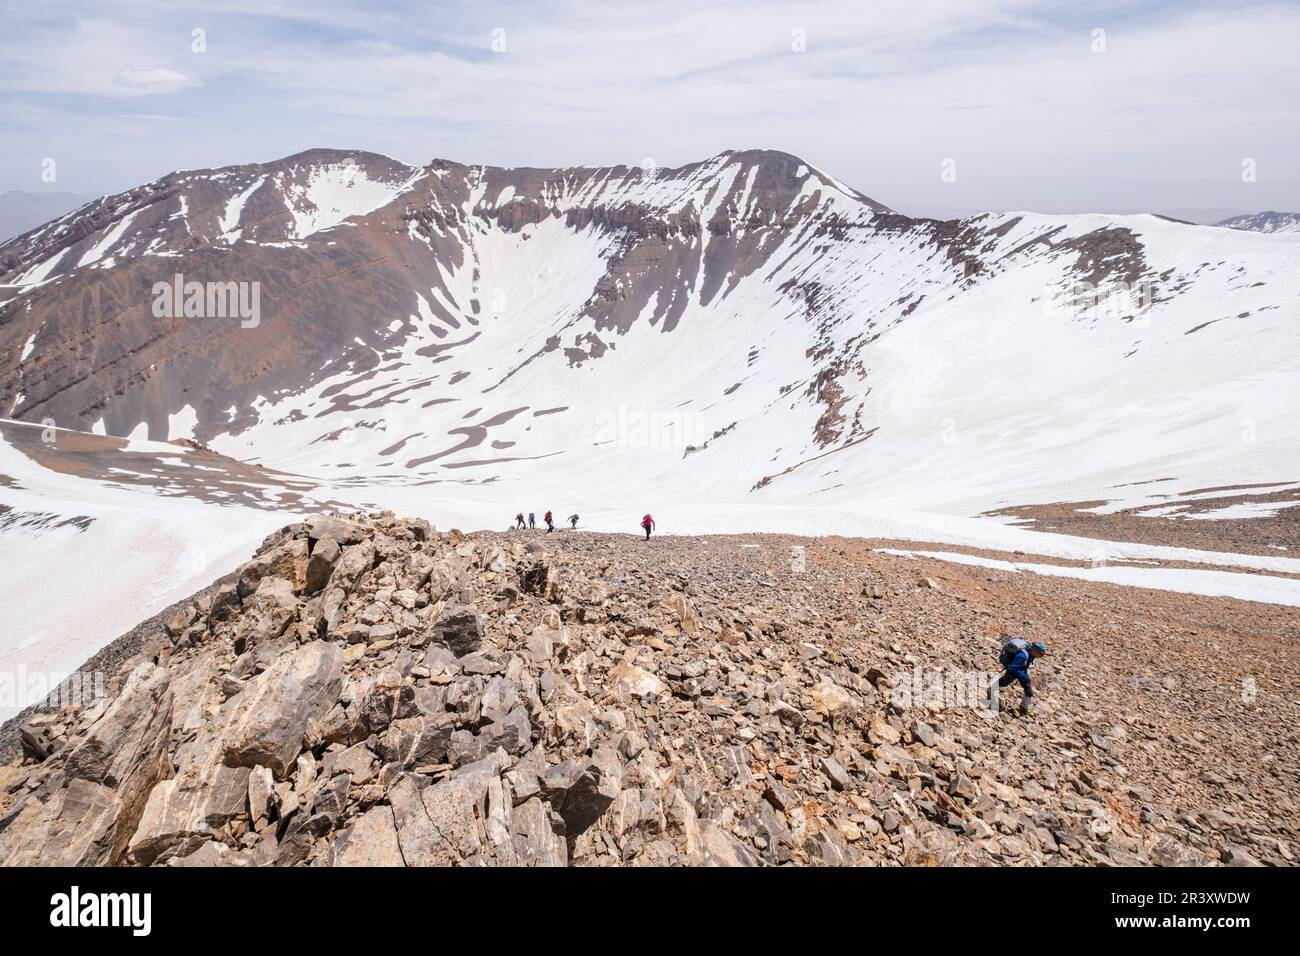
<box><xmin>0</xmin><ymin>778</ymin><xmax>121</xmax><ymax>866</ymax></box>
<box><xmin>221</xmin><ymin>641</ymin><xmax>345</xmax><ymax>779</ymax></box>
<box><xmin>126</xmin><ymin>765</ymin><xmax>251</xmax><ymax>866</ymax></box>
<box><xmin>305</xmin><ymin>515</ymin><xmax>368</xmax><ymax>545</ymax></box>
<box><xmin>303</xmin><ymin>537</ymin><xmax>340</xmax><ymax>594</ymax></box>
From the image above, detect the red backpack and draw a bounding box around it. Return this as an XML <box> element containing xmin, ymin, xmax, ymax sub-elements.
<box><xmin>641</xmin><ymin>514</ymin><xmax>653</xmax><ymax>527</ymax></box>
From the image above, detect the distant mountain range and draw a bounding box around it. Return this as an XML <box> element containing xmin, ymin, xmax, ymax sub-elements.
<box><xmin>1215</xmin><ymin>210</ymin><xmax>1300</xmax><ymax>234</ymax></box>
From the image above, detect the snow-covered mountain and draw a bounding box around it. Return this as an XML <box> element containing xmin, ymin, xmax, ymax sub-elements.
<box><xmin>1216</xmin><ymin>210</ymin><xmax>1300</xmax><ymax>234</ymax></box>
<box><xmin>2</xmin><ymin>147</ymin><xmax>1299</xmax><ymax>715</ymax></box>
<box><xmin>4</xmin><ymin>147</ymin><xmax>1297</xmax><ymax>513</ymax></box>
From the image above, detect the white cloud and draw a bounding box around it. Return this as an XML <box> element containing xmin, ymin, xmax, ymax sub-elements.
<box><xmin>0</xmin><ymin>0</ymin><xmax>1296</xmax><ymax>218</ymax></box>
<box><xmin>113</xmin><ymin>66</ymin><xmax>197</xmax><ymax>96</ymax></box>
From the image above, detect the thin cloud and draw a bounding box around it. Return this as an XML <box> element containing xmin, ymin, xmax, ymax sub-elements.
<box><xmin>0</xmin><ymin>0</ymin><xmax>1295</xmax><ymax>219</ymax></box>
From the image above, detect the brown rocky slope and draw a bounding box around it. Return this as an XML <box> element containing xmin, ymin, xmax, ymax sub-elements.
<box><xmin>1</xmin><ymin>513</ymin><xmax>1295</xmax><ymax>866</ymax></box>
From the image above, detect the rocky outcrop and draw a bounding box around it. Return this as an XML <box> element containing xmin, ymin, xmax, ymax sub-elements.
<box><xmin>0</xmin><ymin>662</ymin><xmax>172</xmax><ymax>865</ymax></box>
<box><xmin>2</xmin><ymin>513</ymin><xmax>1295</xmax><ymax>866</ymax></box>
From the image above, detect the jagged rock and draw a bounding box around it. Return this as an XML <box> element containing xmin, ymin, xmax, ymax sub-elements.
<box><xmin>3</xmin><ymin>663</ymin><xmax>178</xmax><ymax>866</ymax></box>
<box><xmin>540</xmin><ymin>748</ymin><xmax>623</xmax><ymax>837</ymax></box>
<box><xmin>318</xmin><ymin>804</ymin><xmax>404</xmax><ymax>866</ymax></box>
<box><xmin>129</xmin><ymin>773</ymin><xmax>238</xmax><ymax>866</ymax></box>
<box><xmin>763</xmin><ymin>780</ymin><xmax>791</xmax><ymax>812</ymax></box>
<box><xmin>697</xmin><ymin>820</ymin><xmax>760</xmax><ymax>866</ymax></box>
<box><xmin>321</xmin><ymin>743</ymin><xmax>377</xmax><ymax>785</ymax></box>
<box><xmin>432</xmin><ymin>605</ymin><xmax>483</xmax><ymax>657</ymax></box>
<box><xmin>232</xmin><ymin>576</ymin><xmax>298</xmax><ymax>652</ymax></box>
<box><xmin>819</xmin><ymin>755</ymin><xmax>851</xmax><ymax>792</ymax></box>
<box><xmin>607</xmin><ymin>660</ymin><xmax>668</xmax><ymax>701</ymax></box>
<box><xmin>480</xmin><ymin>707</ymin><xmax>533</xmax><ymax>756</ymax></box>
<box><xmin>388</xmin><ymin>752</ymin><xmax>514</xmax><ymax>865</ymax></box>
<box><xmin>511</xmin><ymin>797</ymin><xmax>568</xmax><ymax>866</ymax></box>
<box><xmin>304</xmin><ymin>537</ymin><xmax>340</xmax><ymax>594</ymax></box>
<box><xmin>209</xmin><ymin>582</ymin><xmax>242</xmax><ymax>623</ymax></box>
<box><xmin>18</xmin><ymin>722</ymin><xmax>55</xmax><ymax>762</ymax></box>
<box><xmin>0</xmin><ymin>777</ymin><xmax>122</xmax><ymax>866</ymax></box>
<box><xmin>1224</xmin><ymin>847</ymin><xmax>1263</xmax><ymax>867</ymax></box>
<box><xmin>248</xmin><ymin>765</ymin><xmax>274</xmax><ymax>828</ymax></box>
<box><xmin>306</xmin><ymin>515</ymin><xmax>367</xmax><ymax>545</ymax></box>
<box><xmin>811</xmin><ymin>679</ymin><xmax>857</xmax><ymax>719</ymax></box>
<box><xmin>222</xmin><ymin>640</ymin><xmax>345</xmax><ymax>779</ymax></box>
<box><xmin>357</xmin><ymin>678</ymin><xmax>417</xmax><ymax>734</ymax></box>
<box><xmin>377</xmin><ymin>714</ymin><xmax>456</xmax><ymax>768</ymax></box>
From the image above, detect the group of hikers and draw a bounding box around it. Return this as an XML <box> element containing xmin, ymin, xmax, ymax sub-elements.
<box><xmin>512</xmin><ymin>511</ymin><xmax>658</xmax><ymax>539</ymax></box>
<box><xmin>513</xmin><ymin>511</ymin><xmax>573</xmax><ymax>533</ymax></box>
<box><xmin>506</xmin><ymin>511</ymin><xmax>1044</xmax><ymax>714</ymax></box>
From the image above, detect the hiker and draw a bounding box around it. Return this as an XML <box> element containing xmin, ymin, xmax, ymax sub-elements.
<box><xmin>640</xmin><ymin>513</ymin><xmax>655</xmax><ymax>540</ymax></box>
<box><xmin>568</xmin><ymin>513</ymin><xmax>579</xmax><ymax>529</ymax></box>
<box><xmin>528</xmin><ymin>512</ymin><xmax>536</xmax><ymax>529</ymax></box>
<box><xmin>997</xmin><ymin>636</ymin><xmax>1046</xmax><ymax>716</ymax></box>
<box><xmin>514</xmin><ymin>512</ymin><xmax>525</xmax><ymax>530</ymax></box>
<box><xmin>544</xmin><ymin>510</ymin><xmax>555</xmax><ymax>533</ymax></box>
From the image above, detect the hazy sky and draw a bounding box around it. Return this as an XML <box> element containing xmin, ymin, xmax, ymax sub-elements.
<box><xmin>2</xmin><ymin>0</ymin><xmax>1297</xmax><ymax>220</ymax></box>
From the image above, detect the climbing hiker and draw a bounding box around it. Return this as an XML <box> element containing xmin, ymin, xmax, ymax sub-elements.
<box><xmin>514</xmin><ymin>512</ymin><xmax>526</xmax><ymax>530</ymax></box>
<box><xmin>568</xmin><ymin>513</ymin><xmax>579</xmax><ymax>529</ymax></box>
<box><xmin>528</xmin><ymin>512</ymin><xmax>536</xmax><ymax>529</ymax></box>
<box><xmin>544</xmin><ymin>510</ymin><xmax>555</xmax><ymax>533</ymax></box>
<box><xmin>997</xmin><ymin>636</ymin><xmax>1046</xmax><ymax>716</ymax></box>
<box><xmin>640</xmin><ymin>513</ymin><xmax>655</xmax><ymax>541</ymax></box>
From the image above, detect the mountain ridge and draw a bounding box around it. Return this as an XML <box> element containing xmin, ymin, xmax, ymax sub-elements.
<box><xmin>2</xmin><ymin>147</ymin><xmax>1297</xmax><ymax>516</ymax></box>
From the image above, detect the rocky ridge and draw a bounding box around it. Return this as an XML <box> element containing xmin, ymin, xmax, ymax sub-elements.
<box><xmin>1</xmin><ymin>513</ymin><xmax>1294</xmax><ymax>867</ymax></box>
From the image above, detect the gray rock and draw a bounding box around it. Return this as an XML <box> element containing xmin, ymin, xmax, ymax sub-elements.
<box><xmin>221</xmin><ymin>640</ymin><xmax>345</xmax><ymax>779</ymax></box>
<box><xmin>819</xmin><ymin>755</ymin><xmax>851</xmax><ymax>792</ymax></box>
<box><xmin>304</xmin><ymin>536</ymin><xmax>340</xmax><ymax>594</ymax></box>
<box><xmin>377</xmin><ymin>714</ymin><xmax>457</xmax><ymax>768</ymax></box>
<box><xmin>480</xmin><ymin>707</ymin><xmax>533</xmax><ymax>756</ymax></box>
<box><xmin>306</xmin><ymin>515</ymin><xmax>367</xmax><ymax>545</ymax></box>
<box><xmin>541</xmin><ymin>748</ymin><xmax>623</xmax><ymax>837</ymax></box>
<box><xmin>432</xmin><ymin>605</ymin><xmax>483</xmax><ymax>657</ymax></box>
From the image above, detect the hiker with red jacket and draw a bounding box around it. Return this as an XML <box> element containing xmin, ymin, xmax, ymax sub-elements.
<box><xmin>544</xmin><ymin>510</ymin><xmax>555</xmax><ymax>533</ymax></box>
<box><xmin>640</xmin><ymin>513</ymin><xmax>655</xmax><ymax>540</ymax></box>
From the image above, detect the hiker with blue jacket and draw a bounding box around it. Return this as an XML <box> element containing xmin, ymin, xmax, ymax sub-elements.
<box><xmin>997</xmin><ymin>636</ymin><xmax>1047</xmax><ymax>716</ymax></box>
